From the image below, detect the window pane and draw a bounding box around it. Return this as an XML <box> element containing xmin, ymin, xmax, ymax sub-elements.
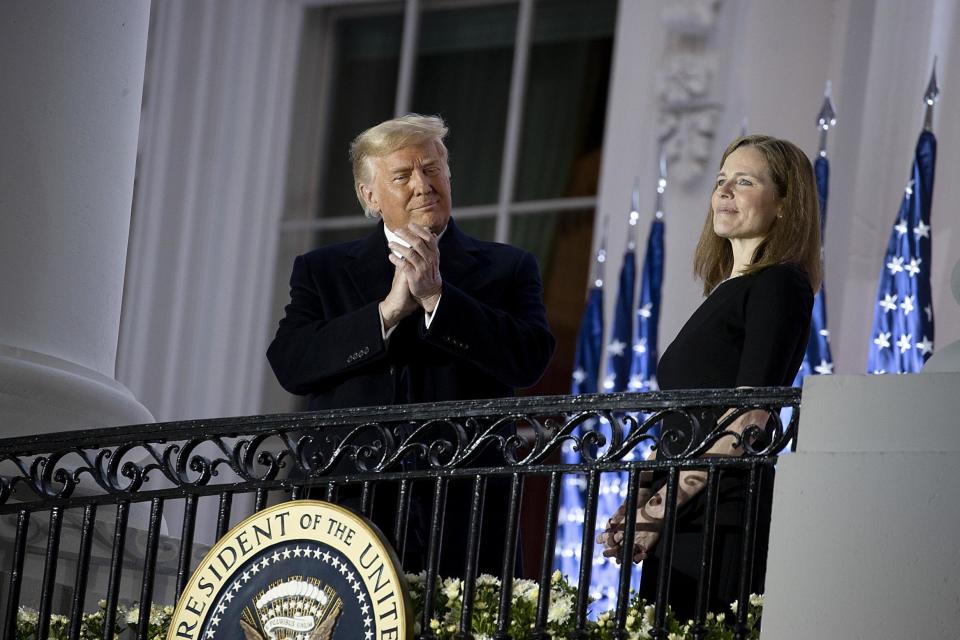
<box><xmin>514</xmin><ymin>0</ymin><xmax>617</xmax><ymax>201</ymax></box>
<box><xmin>318</xmin><ymin>11</ymin><xmax>403</xmax><ymax>220</ymax></box>
<box><xmin>510</xmin><ymin>208</ymin><xmax>595</xmax><ymax>396</ymax></box>
<box><xmin>453</xmin><ymin>216</ymin><xmax>496</xmax><ymax>242</ymax></box>
<box><xmin>411</xmin><ymin>4</ymin><xmax>519</xmax><ymax>207</ymax></box>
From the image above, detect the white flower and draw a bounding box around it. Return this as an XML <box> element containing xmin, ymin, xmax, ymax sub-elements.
<box><xmin>126</xmin><ymin>607</ymin><xmax>140</xmax><ymax>624</ymax></box>
<box><xmin>476</xmin><ymin>574</ymin><xmax>500</xmax><ymax>588</ymax></box>
<box><xmin>730</xmin><ymin>600</ymin><xmax>738</xmax><ymax>614</ymax></box>
<box><xmin>547</xmin><ymin>594</ymin><xmax>573</xmax><ymax>624</ymax></box>
<box><xmin>512</xmin><ymin>579</ymin><xmax>539</xmax><ymax>602</ymax></box>
<box><xmin>441</xmin><ymin>577</ymin><xmax>462</xmax><ymax>600</ymax></box>
<box><xmin>749</xmin><ymin>593</ymin><xmax>763</xmax><ymax>608</ymax></box>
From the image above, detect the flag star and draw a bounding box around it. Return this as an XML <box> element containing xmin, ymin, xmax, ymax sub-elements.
<box><xmin>282</xmin><ymin>548</ymin><xmax>292</xmax><ymax>559</ymax></box>
<box><xmin>242</xmin><ymin>570</ymin><xmax>251</xmax><ymax>582</ymax></box>
<box><xmin>364</xmin><ymin>616</ymin><xmax>373</xmax><ymax>627</ymax></box>
<box><xmin>872</xmin><ymin>368</ymin><xmax>886</xmax><ymax>375</ymax></box>
<box><xmin>628</xmin><ymin>374</ymin><xmax>645</xmax><ymax>390</ymax></box>
<box><xmin>206</xmin><ymin>630</ymin><xmax>215</xmax><ymax>639</ymax></box>
<box><xmin>900</xmin><ymin>295</ymin><xmax>915</xmax><ymax>315</ymax></box>
<box><xmin>633</xmin><ymin>338</ymin><xmax>647</xmax><ymax>354</ymax></box>
<box><xmin>879</xmin><ymin>293</ymin><xmax>898</xmax><ymax>313</ymax></box>
<box><xmin>338</xmin><ymin>563</ymin><xmax>349</xmax><ymax>575</ymax></box>
<box><xmin>819</xmin><ymin>328</ymin><xmax>830</xmax><ymax>338</ymax></box>
<box><xmin>896</xmin><ymin>333</ymin><xmax>913</xmax><ymax>354</ymax></box>
<box><xmin>331</xmin><ymin>558</ymin><xmax>341</xmax><ymax>569</ymax></box>
<box><xmin>572</xmin><ymin>368</ymin><xmax>587</xmax><ymax>384</ymax></box>
<box><xmin>365</xmin><ymin>631</ymin><xmax>373</xmax><ymax>640</ymax></box>
<box><xmin>352</xmin><ymin>581</ymin><xmax>362</xmax><ymax>593</ymax></box>
<box><xmin>346</xmin><ymin>571</ymin><xmax>357</xmax><ymax>583</ymax></box>
<box><xmin>894</xmin><ymin>219</ymin><xmax>909</xmax><ymax>236</ymax></box>
<box><xmin>224</xmin><ymin>592</ymin><xmax>234</xmax><ymax>602</ymax></box>
<box><xmin>814</xmin><ymin>359</ymin><xmax>834</xmax><ymax>375</ymax></box>
<box><xmin>250</xmin><ymin>564</ymin><xmax>260</xmax><ymax>575</ymax></box>
<box><xmin>293</xmin><ymin>546</ymin><xmax>302</xmax><ymax>558</ymax></box>
<box><xmin>602</xmin><ymin>374</ymin><xmax>616</xmax><ymax>390</ymax></box>
<box><xmin>874</xmin><ymin>331</ymin><xmax>892</xmax><ymax>350</ymax></box>
<box><xmin>886</xmin><ymin>256</ymin><xmax>904</xmax><ymax>275</ymax></box>
<box><xmin>361</xmin><ymin>602</ymin><xmax>370</xmax><ymax>615</ymax></box>
<box><xmin>904</xmin><ymin>178</ymin><xmax>915</xmax><ymax>195</ymax></box>
<box><xmin>905</xmin><ymin>258</ymin><xmax>922</xmax><ymax>277</ymax></box>
<box><xmin>312</xmin><ymin>548</ymin><xmax>322</xmax><ymax>559</ymax></box>
<box><xmin>913</xmin><ymin>219</ymin><xmax>931</xmax><ymax>239</ymax></box>
<box><xmin>216</xmin><ymin>603</ymin><xmax>226</xmax><ymax>615</ymax></box>
<box><xmin>916</xmin><ymin>336</ymin><xmax>934</xmax><ymax>356</ymax></box>
<box><xmin>607</xmin><ymin>339</ymin><xmax>627</xmax><ymax>357</ymax></box>
<box><xmin>272</xmin><ymin>551</ymin><xmax>281</xmax><ymax>562</ymax></box>
<box><xmin>637</xmin><ymin>303</ymin><xmax>653</xmax><ymax>318</ymax></box>
<box><xmin>260</xmin><ymin>557</ymin><xmax>270</xmax><ymax>569</ymax></box>
<box><xmin>924</xmin><ymin>304</ymin><xmax>933</xmax><ymax>321</ymax></box>
<box><xmin>211</xmin><ymin>616</ymin><xmax>220</xmax><ymax>627</ymax></box>
<box><xmin>322</xmin><ymin>551</ymin><xmax>331</xmax><ymax>563</ymax></box>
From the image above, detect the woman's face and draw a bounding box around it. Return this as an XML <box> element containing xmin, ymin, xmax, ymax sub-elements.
<box><xmin>711</xmin><ymin>146</ymin><xmax>781</xmax><ymax>244</ymax></box>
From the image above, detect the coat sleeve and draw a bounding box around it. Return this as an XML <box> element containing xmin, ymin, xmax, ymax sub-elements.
<box><xmin>419</xmin><ymin>250</ymin><xmax>556</xmax><ymax>388</ymax></box>
<box><xmin>266</xmin><ymin>254</ymin><xmax>388</xmax><ymax>395</ymax></box>
<box><xmin>736</xmin><ymin>265</ymin><xmax>814</xmax><ymax>387</ymax></box>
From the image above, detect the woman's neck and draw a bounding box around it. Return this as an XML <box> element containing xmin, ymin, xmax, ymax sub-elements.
<box><xmin>728</xmin><ymin>237</ymin><xmax>762</xmax><ymax>277</ymax></box>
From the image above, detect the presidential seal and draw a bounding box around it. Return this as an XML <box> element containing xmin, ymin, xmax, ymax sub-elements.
<box><xmin>167</xmin><ymin>501</ymin><xmax>412</xmax><ymax>640</ymax></box>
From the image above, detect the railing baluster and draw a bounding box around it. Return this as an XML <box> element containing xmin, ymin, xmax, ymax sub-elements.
<box><xmin>103</xmin><ymin>502</ymin><xmax>129</xmax><ymax>640</ymax></box>
<box><xmin>215</xmin><ymin>491</ymin><xmax>233</xmax><ymax>540</ymax></box>
<box><xmin>136</xmin><ymin>497</ymin><xmax>164</xmax><ymax>640</ymax></box>
<box><xmin>68</xmin><ymin>504</ymin><xmax>98</xmax><ymax>640</ymax></box>
<box><xmin>36</xmin><ymin>507</ymin><xmax>64</xmax><ymax>639</ymax></box>
<box><xmin>360</xmin><ymin>480</ymin><xmax>373</xmax><ymax>517</ymax></box>
<box><xmin>614</xmin><ymin>469</ymin><xmax>642</xmax><ymax>638</ymax></box>
<box><xmin>652</xmin><ymin>466</ymin><xmax>681</xmax><ymax>639</ymax></box>
<box><xmin>175</xmin><ymin>494</ymin><xmax>199</xmax><ymax>600</ymax></box>
<box><xmin>533</xmin><ymin>471</ymin><xmax>563</xmax><ymax>639</ymax></box>
<box><xmin>254</xmin><ymin>487</ymin><xmax>268</xmax><ymax>511</ymax></box>
<box><xmin>420</xmin><ymin>476</ymin><xmax>448</xmax><ymax>640</ymax></box>
<box><xmin>289</xmin><ymin>484</ymin><xmax>304</xmax><ymax>500</ymax></box>
<box><xmin>457</xmin><ymin>475</ymin><xmax>486</xmax><ymax>639</ymax></box>
<box><xmin>494</xmin><ymin>473</ymin><xmax>523</xmax><ymax>640</ymax></box>
<box><xmin>2</xmin><ymin>509</ymin><xmax>30</xmax><ymax>640</ymax></box>
<box><xmin>574</xmin><ymin>469</ymin><xmax>602</xmax><ymax>634</ymax></box>
<box><xmin>325</xmin><ymin>481</ymin><xmax>338</xmax><ymax>503</ymax></box>
<box><xmin>692</xmin><ymin>466</ymin><xmax>721</xmax><ymax>639</ymax></box>
<box><xmin>393</xmin><ymin>478</ymin><xmax>411</xmax><ymax>566</ymax></box>
<box><xmin>734</xmin><ymin>463</ymin><xmax>761</xmax><ymax>639</ymax></box>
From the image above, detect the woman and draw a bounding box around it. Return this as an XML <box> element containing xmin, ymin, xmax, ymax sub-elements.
<box><xmin>598</xmin><ymin>134</ymin><xmax>821</xmax><ymax>622</ymax></box>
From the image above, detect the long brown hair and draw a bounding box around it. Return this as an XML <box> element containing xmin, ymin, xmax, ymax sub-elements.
<box><xmin>693</xmin><ymin>135</ymin><xmax>822</xmax><ymax>294</ymax></box>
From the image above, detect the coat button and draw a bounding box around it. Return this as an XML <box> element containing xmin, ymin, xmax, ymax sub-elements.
<box><xmin>389</xmin><ymin>365</ymin><xmax>396</xmax><ymax>375</ymax></box>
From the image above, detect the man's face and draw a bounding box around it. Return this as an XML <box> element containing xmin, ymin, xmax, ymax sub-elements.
<box><xmin>362</xmin><ymin>142</ymin><xmax>452</xmax><ymax>234</ymax></box>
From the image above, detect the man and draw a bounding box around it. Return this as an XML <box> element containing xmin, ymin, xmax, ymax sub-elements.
<box><xmin>267</xmin><ymin>114</ymin><xmax>555</xmax><ymax>577</ymax></box>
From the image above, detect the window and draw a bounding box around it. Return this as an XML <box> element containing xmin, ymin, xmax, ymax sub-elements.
<box><xmin>265</xmin><ymin>0</ymin><xmax>618</xmax><ymax>411</ymax></box>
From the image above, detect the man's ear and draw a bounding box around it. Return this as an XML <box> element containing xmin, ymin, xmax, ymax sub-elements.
<box><xmin>359</xmin><ymin>184</ymin><xmax>378</xmax><ymax>212</ymax></box>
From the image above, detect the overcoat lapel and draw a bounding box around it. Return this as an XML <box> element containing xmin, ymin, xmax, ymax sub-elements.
<box><xmin>343</xmin><ymin>223</ymin><xmax>393</xmax><ymax>305</ymax></box>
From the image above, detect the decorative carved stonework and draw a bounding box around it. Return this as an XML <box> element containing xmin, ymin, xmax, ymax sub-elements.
<box><xmin>656</xmin><ymin>0</ymin><xmax>723</xmax><ymax>188</ymax></box>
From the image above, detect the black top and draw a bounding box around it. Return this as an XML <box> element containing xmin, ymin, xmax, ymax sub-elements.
<box><xmin>657</xmin><ymin>263</ymin><xmax>814</xmax><ymax>392</ymax></box>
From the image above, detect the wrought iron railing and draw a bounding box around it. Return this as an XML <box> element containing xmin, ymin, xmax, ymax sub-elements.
<box><xmin>0</xmin><ymin>388</ymin><xmax>800</xmax><ymax>640</ymax></box>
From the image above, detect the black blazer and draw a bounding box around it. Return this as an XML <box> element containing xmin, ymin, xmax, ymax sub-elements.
<box><xmin>267</xmin><ymin>219</ymin><xmax>556</xmax><ymax>410</ymax></box>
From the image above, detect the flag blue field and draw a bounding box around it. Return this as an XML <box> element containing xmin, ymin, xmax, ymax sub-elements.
<box><xmin>794</xmin><ymin>154</ymin><xmax>835</xmax><ymax>382</ymax></box>
<box><xmin>867</xmin><ymin>130</ymin><xmax>936</xmax><ymax>374</ymax></box>
<box><xmin>557</xmin><ymin>279</ymin><xmax>604</xmax><ymax>581</ymax></box>
<box><xmin>629</xmin><ymin>215</ymin><xmax>665</xmax><ymax>393</ymax></box>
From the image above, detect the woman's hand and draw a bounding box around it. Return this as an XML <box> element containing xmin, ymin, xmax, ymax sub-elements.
<box><xmin>596</xmin><ymin>488</ymin><xmax>663</xmax><ymax>564</ymax></box>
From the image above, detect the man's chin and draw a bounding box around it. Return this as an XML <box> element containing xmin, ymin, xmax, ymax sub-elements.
<box><xmin>413</xmin><ymin>210</ymin><xmax>451</xmax><ymax>234</ymax></box>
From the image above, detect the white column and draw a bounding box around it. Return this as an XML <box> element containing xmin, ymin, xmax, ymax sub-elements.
<box><xmin>0</xmin><ymin>1</ymin><xmax>154</xmax><ymax>436</ymax></box>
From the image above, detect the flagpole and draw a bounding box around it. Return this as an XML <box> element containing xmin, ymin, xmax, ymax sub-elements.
<box><xmin>923</xmin><ymin>56</ymin><xmax>939</xmax><ymax>132</ymax></box>
<box><xmin>817</xmin><ymin>80</ymin><xmax>836</xmax><ymax>158</ymax></box>
<box><xmin>627</xmin><ymin>179</ymin><xmax>641</xmax><ymax>251</ymax></box>
<box><xmin>655</xmin><ymin>147</ymin><xmax>667</xmax><ymax>220</ymax></box>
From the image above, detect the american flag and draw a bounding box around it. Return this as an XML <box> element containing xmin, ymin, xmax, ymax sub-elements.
<box><xmin>867</xmin><ymin>129</ymin><xmax>936</xmax><ymax>374</ymax></box>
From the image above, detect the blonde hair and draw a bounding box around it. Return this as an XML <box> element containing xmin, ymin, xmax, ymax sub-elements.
<box><xmin>693</xmin><ymin>134</ymin><xmax>822</xmax><ymax>294</ymax></box>
<box><xmin>349</xmin><ymin>114</ymin><xmax>450</xmax><ymax>218</ymax></box>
